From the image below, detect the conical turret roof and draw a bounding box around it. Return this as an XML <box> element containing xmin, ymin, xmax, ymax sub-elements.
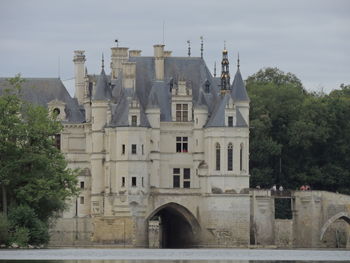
<box><xmin>93</xmin><ymin>68</ymin><xmax>112</xmax><ymax>100</ymax></box>
<box><xmin>231</xmin><ymin>69</ymin><xmax>249</xmax><ymax>102</ymax></box>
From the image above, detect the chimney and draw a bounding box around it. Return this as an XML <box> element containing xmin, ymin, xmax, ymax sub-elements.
<box><xmin>154</xmin><ymin>44</ymin><xmax>165</xmax><ymax>81</ymax></box>
<box><xmin>110</xmin><ymin>47</ymin><xmax>129</xmax><ymax>79</ymax></box>
<box><xmin>73</xmin><ymin>50</ymin><xmax>86</xmax><ymax>105</ymax></box>
<box><xmin>164</xmin><ymin>51</ymin><xmax>172</xmax><ymax>57</ymax></box>
<box><xmin>122</xmin><ymin>62</ymin><xmax>136</xmax><ymax>90</ymax></box>
<box><xmin>129</xmin><ymin>50</ymin><xmax>142</xmax><ymax>57</ymax></box>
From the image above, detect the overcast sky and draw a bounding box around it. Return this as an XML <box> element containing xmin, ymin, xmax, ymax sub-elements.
<box><xmin>0</xmin><ymin>0</ymin><xmax>349</xmax><ymax>95</ymax></box>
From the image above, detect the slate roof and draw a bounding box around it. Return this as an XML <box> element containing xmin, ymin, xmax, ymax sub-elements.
<box><xmin>93</xmin><ymin>68</ymin><xmax>112</xmax><ymax>100</ymax></box>
<box><xmin>0</xmin><ymin>77</ymin><xmax>84</xmax><ymax>123</ymax></box>
<box><xmin>231</xmin><ymin>68</ymin><xmax>250</xmax><ymax>102</ymax></box>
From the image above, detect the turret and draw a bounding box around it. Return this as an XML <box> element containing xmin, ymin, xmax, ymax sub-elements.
<box><xmin>73</xmin><ymin>50</ymin><xmax>86</xmax><ymax>105</ymax></box>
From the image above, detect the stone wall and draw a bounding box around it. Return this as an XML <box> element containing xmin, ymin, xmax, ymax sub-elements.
<box><xmin>49</xmin><ymin>217</ymin><xmax>92</xmax><ymax>246</ymax></box>
<box><xmin>275</xmin><ymin>219</ymin><xmax>293</xmax><ymax>248</ymax></box>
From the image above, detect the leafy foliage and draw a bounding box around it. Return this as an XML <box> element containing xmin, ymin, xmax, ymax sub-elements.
<box><xmin>247</xmin><ymin>68</ymin><xmax>350</xmax><ymax>193</ymax></box>
<box><xmin>0</xmin><ymin>75</ymin><xmax>79</xmax><ymax>245</ymax></box>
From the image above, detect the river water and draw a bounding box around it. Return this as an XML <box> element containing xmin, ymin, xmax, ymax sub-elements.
<box><xmin>0</xmin><ymin>249</ymin><xmax>349</xmax><ymax>262</ymax></box>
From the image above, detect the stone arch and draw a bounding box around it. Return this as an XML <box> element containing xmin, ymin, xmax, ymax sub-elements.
<box><xmin>320</xmin><ymin>211</ymin><xmax>350</xmax><ymax>241</ymax></box>
<box><xmin>146</xmin><ymin>202</ymin><xmax>201</xmax><ymax>248</ymax></box>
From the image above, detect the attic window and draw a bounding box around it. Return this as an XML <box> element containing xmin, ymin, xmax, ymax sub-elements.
<box><xmin>53</xmin><ymin>108</ymin><xmax>60</xmax><ymax>116</ymax></box>
<box><xmin>228</xmin><ymin>116</ymin><xmax>233</xmax><ymax>127</ymax></box>
<box><xmin>131</xmin><ymin>115</ymin><xmax>137</xmax><ymax>126</ymax></box>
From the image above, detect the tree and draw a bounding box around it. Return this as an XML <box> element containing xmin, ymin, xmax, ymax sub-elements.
<box><xmin>0</xmin><ymin>75</ymin><xmax>79</xmax><ymax>245</ymax></box>
<box><xmin>247</xmin><ymin>68</ymin><xmax>350</xmax><ymax>194</ymax></box>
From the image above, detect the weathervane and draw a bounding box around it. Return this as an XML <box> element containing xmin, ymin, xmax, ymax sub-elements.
<box><xmin>187</xmin><ymin>40</ymin><xmax>191</xmax><ymax>57</ymax></box>
<box><xmin>115</xmin><ymin>39</ymin><xmax>119</xmax><ymax>47</ymax></box>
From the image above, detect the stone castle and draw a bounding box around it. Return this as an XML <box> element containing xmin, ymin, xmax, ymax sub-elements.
<box><xmin>1</xmin><ymin>43</ymin><xmax>349</xmax><ymax>248</ymax></box>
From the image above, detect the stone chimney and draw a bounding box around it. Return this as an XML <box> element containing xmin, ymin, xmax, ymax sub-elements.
<box><xmin>154</xmin><ymin>44</ymin><xmax>165</xmax><ymax>81</ymax></box>
<box><xmin>122</xmin><ymin>62</ymin><xmax>136</xmax><ymax>90</ymax></box>
<box><xmin>129</xmin><ymin>50</ymin><xmax>142</xmax><ymax>57</ymax></box>
<box><xmin>164</xmin><ymin>51</ymin><xmax>172</xmax><ymax>57</ymax></box>
<box><xmin>110</xmin><ymin>47</ymin><xmax>129</xmax><ymax>79</ymax></box>
<box><xmin>73</xmin><ymin>50</ymin><xmax>86</xmax><ymax>105</ymax></box>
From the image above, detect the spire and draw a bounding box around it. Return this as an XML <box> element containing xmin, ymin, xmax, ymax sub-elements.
<box><xmin>187</xmin><ymin>40</ymin><xmax>191</xmax><ymax>57</ymax></box>
<box><xmin>237</xmin><ymin>52</ymin><xmax>240</xmax><ymax>69</ymax></box>
<box><xmin>102</xmin><ymin>53</ymin><xmax>104</xmax><ymax>69</ymax></box>
<box><xmin>220</xmin><ymin>43</ymin><xmax>230</xmax><ymax>92</ymax></box>
<box><xmin>214</xmin><ymin>62</ymin><xmax>217</xmax><ymax>77</ymax></box>
<box><xmin>200</xmin><ymin>36</ymin><xmax>204</xmax><ymax>59</ymax></box>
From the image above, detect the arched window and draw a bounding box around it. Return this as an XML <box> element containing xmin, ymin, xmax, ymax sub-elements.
<box><xmin>227</xmin><ymin>143</ymin><xmax>233</xmax><ymax>171</ymax></box>
<box><xmin>216</xmin><ymin>143</ymin><xmax>220</xmax><ymax>171</ymax></box>
<box><xmin>240</xmin><ymin>143</ymin><xmax>243</xmax><ymax>171</ymax></box>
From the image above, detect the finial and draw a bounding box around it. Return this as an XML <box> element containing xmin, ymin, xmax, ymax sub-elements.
<box><xmin>187</xmin><ymin>40</ymin><xmax>191</xmax><ymax>57</ymax></box>
<box><xmin>115</xmin><ymin>39</ymin><xmax>119</xmax><ymax>47</ymax></box>
<box><xmin>224</xmin><ymin>40</ymin><xmax>226</xmax><ymax>50</ymax></box>
<box><xmin>214</xmin><ymin>61</ymin><xmax>217</xmax><ymax>77</ymax></box>
<box><xmin>200</xmin><ymin>36</ymin><xmax>204</xmax><ymax>59</ymax></box>
<box><xmin>102</xmin><ymin>53</ymin><xmax>104</xmax><ymax>69</ymax></box>
<box><xmin>237</xmin><ymin>52</ymin><xmax>240</xmax><ymax>69</ymax></box>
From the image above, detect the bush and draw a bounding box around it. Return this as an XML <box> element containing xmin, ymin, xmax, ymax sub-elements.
<box><xmin>8</xmin><ymin>205</ymin><xmax>49</xmax><ymax>245</ymax></box>
<box><xmin>0</xmin><ymin>213</ymin><xmax>9</xmax><ymax>245</ymax></box>
<box><xmin>10</xmin><ymin>227</ymin><xmax>29</xmax><ymax>247</ymax></box>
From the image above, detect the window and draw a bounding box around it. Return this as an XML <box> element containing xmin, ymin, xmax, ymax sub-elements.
<box><xmin>228</xmin><ymin>143</ymin><xmax>233</xmax><ymax>171</ymax></box>
<box><xmin>80</xmin><ymin>181</ymin><xmax>85</xmax><ymax>189</ymax></box>
<box><xmin>132</xmin><ymin>177</ymin><xmax>137</xmax><ymax>187</ymax></box>
<box><xmin>122</xmin><ymin>177</ymin><xmax>125</xmax><ymax>187</ymax></box>
<box><xmin>142</xmin><ymin>177</ymin><xmax>144</xmax><ymax>187</ymax></box>
<box><xmin>216</xmin><ymin>143</ymin><xmax>221</xmax><ymax>171</ymax></box>
<box><xmin>183</xmin><ymin>168</ymin><xmax>191</xmax><ymax>188</ymax></box>
<box><xmin>228</xmin><ymin>116</ymin><xmax>233</xmax><ymax>127</ymax></box>
<box><xmin>53</xmin><ymin>108</ymin><xmax>60</xmax><ymax>116</ymax></box>
<box><xmin>142</xmin><ymin>144</ymin><xmax>144</xmax><ymax>155</ymax></box>
<box><xmin>240</xmin><ymin>143</ymin><xmax>243</xmax><ymax>171</ymax></box>
<box><xmin>176</xmin><ymin>104</ymin><xmax>188</xmax><ymax>122</ymax></box>
<box><xmin>173</xmin><ymin>168</ymin><xmax>180</xmax><ymax>188</ymax></box>
<box><xmin>132</xmin><ymin>144</ymin><xmax>137</xmax><ymax>154</ymax></box>
<box><xmin>131</xmin><ymin>115</ymin><xmax>137</xmax><ymax>126</ymax></box>
<box><xmin>176</xmin><ymin>137</ymin><xmax>188</xmax><ymax>153</ymax></box>
<box><xmin>55</xmin><ymin>134</ymin><xmax>61</xmax><ymax>150</ymax></box>
<box><xmin>204</xmin><ymin>80</ymin><xmax>210</xmax><ymax>93</ymax></box>
<box><xmin>122</xmin><ymin>144</ymin><xmax>126</xmax><ymax>155</ymax></box>
<box><xmin>80</xmin><ymin>196</ymin><xmax>84</xmax><ymax>205</ymax></box>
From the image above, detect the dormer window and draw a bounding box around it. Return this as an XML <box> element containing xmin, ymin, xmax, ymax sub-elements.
<box><xmin>228</xmin><ymin>116</ymin><xmax>233</xmax><ymax>127</ymax></box>
<box><xmin>176</xmin><ymin>104</ymin><xmax>188</xmax><ymax>122</ymax></box>
<box><xmin>131</xmin><ymin>115</ymin><xmax>137</xmax><ymax>126</ymax></box>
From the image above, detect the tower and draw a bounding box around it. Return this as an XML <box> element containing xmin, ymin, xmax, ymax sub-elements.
<box><xmin>73</xmin><ymin>50</ymin><xmax>86</xmax><ymax>105</ymax></box>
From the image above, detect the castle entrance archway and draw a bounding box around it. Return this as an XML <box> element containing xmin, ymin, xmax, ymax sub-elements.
<box><xmin>147</xmin><ymin>202</ymin><xmax>200</xmax><ymax>248</ymax></box>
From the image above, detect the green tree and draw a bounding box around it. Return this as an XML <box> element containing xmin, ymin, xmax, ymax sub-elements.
<box><xmin>247</xmin><ymin>68</ymin><xmax>350</xmax><ymax>194</ymax></box>
<box><xmin>0</xmin><ymin>75</ymin><xmax>79</xmax><ymax>245</ymax></box>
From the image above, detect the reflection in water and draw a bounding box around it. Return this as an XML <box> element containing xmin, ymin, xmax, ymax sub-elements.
<box><xmin>1</xmin><ymin>260</ymin><xmax>349</xmax><ymax>263</ymax></box>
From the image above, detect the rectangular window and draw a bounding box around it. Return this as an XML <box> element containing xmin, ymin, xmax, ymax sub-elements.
<box><xmin>80</xmin><ymin>196</ymin><xmax>84</xmax><ymax>205</ymax></box>
<box><xmin>175</xmin><ymin>104</ymin><xmax>188</xmax><ymax>122</ymax></box>
<box><xmin>142</xmin><ymin>144</ymin><xmax>144</xmax><ymax>155</ymax></box>
<box><xmin>183</xmin><ymin>168</ymin><xmax>190</xmax><ymax>188</ymax></box>
<box><xmin>80</xmin><ymin>181</ymin><xmax>85</xmax><ymax>189</ymax></box>
<box><xmin>173</xmin><ymin>168</ymin><xmax>180</xmax><ymax>188</ymax></box>
<box><xmin>132</xmin><ymin>177</ymin><xmax>137</xmax><ymax>187</ymax></box>
<box><xmin>132</xmin><ymin>144</ymin><xmax>137</xmax><ymax>154</ymax></box>
<box><xmin>122</xmin><ymin>177</ymin><xmax>125</xmax><ymax>187</ymax></box>
<box><xmin>131</xmin><ymin>115</ymin><xmax>137</xmax><ymax>126</ymax></box>
<box><xmin>176</xmin><ymin>137</ymin><xmax>188</xmax><ymax>153</ymax></box>
<box><xmin>122</xmin><ymin>144</ymin><xmax>126</xmax><ymax>155</ymax></box>
<box><xmin>228</xmin><ymin>116</ymin><xmax>233</xmax><ymax>127</ymax></box>
<box><xmin>228</xmin><ymin>145</ymin><xmax>233</xmax><ymax>171</ymax></box>
<box><xmin>142</xmin><ymin>177</ymin><xmax>144</xmax><ymax>187</ymax></box>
